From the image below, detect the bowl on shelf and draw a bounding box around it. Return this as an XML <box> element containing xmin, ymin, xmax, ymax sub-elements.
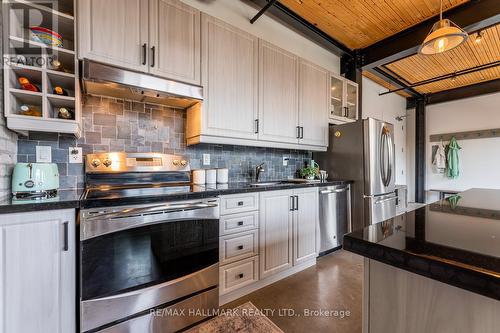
<box><xmin>29</xmin><ymin>27</ymin><xmax>63</xmax><ymax>48</ymax></box>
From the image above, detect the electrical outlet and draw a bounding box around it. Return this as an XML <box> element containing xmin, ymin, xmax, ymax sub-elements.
<box><xmin>283</xmin><ymin>156</ymin><xmax>289</xmax><ymax>166</ymax></box>
<box><xmin>69</xmin><ymin>147</ymin><xmax>83</xmax><ymax>163</ymax></box>
<box><xmin>203</xmin><ymin>153</ymin><xmax>210</xmax><ymax>166</ymax></box>
<box><xmin>36</xmin><ymin>146</ymin><xmax>51</xmax><ymax>163</ymax></box>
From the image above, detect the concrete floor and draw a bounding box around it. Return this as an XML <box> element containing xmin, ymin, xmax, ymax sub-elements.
<box><xmin>226</xmin><ymin>250</ymin><xmax>363</xmax><ymax>333</ymax></box>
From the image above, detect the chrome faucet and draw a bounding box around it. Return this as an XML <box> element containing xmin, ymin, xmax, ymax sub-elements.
<box><xmin>255</xmin><ymin>162</ymin><xmax>265</xmax><ymax>182</ymax></box>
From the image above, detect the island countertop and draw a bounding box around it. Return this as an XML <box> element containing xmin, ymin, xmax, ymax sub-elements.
<box><xmin>343</xmin><ymin>188</ymin><xmax>500</xmax><ymax>301</ymax></box>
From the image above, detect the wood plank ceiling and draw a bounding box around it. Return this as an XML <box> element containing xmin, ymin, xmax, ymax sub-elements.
<box><xmin>279</xmin><ymin>0</ymin><xmax>469</xmax><ymax>49</ymax></box>
<box><xmin>384</xmin><ymin>24</ymin><xmax>500</xmax><ymax>94</ymax></box>
<box><xmin>276</xmin><ymin>0</ymin><xmax>500</xmax><ymax>96</ymax></box>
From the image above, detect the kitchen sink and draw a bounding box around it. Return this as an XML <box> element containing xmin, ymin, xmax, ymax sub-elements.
<box><xmin>247</xmin><ymin>181</ymin><xmax>287</xmax><ymax>187</ymax></box>
<box><xmin>247</xmin><ymin>180</ymin><xmax>299</xmax><ymax>187</ymax></box>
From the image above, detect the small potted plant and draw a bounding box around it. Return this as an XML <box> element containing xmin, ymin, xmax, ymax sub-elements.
<box><xmin>299</xmin><ymin>165</ymin><xmax>319</xmax><ymax>180</ymax></box>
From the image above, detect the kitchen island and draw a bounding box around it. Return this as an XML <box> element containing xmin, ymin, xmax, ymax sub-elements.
<box><xmin>344</xmin><ymin>188</ymin><xmax>500</xmax><ymax>333</ymax></box>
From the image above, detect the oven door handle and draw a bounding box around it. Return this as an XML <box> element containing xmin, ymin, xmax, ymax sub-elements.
<box><xmin>85</xmin><ymin>203</ymin><xmax>218</xmax><ymax>221</ymax></box>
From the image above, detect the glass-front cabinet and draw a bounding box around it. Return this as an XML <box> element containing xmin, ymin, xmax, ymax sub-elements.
<box><xmin>329</xmin><ymin>74</ymin><xmax>358</xmax><ymax>124</ymax></box>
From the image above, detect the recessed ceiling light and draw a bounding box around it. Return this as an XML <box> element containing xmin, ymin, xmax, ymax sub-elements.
<box><xmin>419</xmin><ymin>0</ymin><xmax>468</xmax><ymax>55</ymax></box>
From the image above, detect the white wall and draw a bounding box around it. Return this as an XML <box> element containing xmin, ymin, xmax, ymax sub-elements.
<box><xmin>180</xmin><ymin>0</ymin><xmax>340</xmax><ymax>73</ymax></box>
<box><xmin>362</xmin><ymin>77</ymin><xmax>407</xmax><ymax>185</ymax></box>
<box><xmin>426</xmin><ymin>92</ymin><xmax>500</xmax><ymax>194</ymax></box>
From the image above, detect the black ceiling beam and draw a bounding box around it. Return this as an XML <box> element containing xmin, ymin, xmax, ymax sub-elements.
<box><xmin>359</xmin><ymin>0</ymin><xmax>500</xmax><ymax>69</ymax></box>
<box><xmin>426</xmin><ymin>78</ymin><xmax>500</xmax><ymax>106</ymax></box>
<box><xmin>250</xmin><ymin>0</ymin><xmax>278</xmax><ymax>24</ymax></box>
<box><xmin>244</xmin><ymin>0</ymin><xmax>354</xmax><ymax>58</ymax></box>
<box><xmin>366</xmin><ymin>67</ymin><xmax>422</xmax><ymax>98</ymax></box>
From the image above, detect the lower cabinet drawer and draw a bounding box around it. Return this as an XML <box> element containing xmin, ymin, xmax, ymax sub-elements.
<box><xmin>220</xmin><ymin>193</ymin><xmax>259</xmax><ymax>215</ymax></box>
<box><xmin>220</xmin><ymin>211</ymin><xmax>259</xmax><ymax>236</ymax></box>
<box><xmin>220</xmin><ymin>230</ymin><xmax>258</xmax><ymax>265</ymax></box>
<box><xmin>219</xmin><ymin>256</ymin><xmax>259</xmax><ymax>295</ymax></box>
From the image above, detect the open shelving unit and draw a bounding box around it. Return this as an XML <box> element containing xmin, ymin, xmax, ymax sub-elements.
<box><xmin>2</xmin><ymin>0</ymin><xmax>81</xmax><ymax>137</ymax></box>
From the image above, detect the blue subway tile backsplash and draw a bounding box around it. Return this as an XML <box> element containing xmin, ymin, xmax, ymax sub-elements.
<box><xmin>17</xmin><ymin>96</ymin><xmax>312</xmax><ymax>190</ymax></box>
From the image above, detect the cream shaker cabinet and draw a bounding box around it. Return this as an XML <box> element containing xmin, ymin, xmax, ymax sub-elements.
<box><xmin>259</xmin><ymin>190</ymin><xmax>294</xmax><ymax>279</ymax></box>
<box><xmin>78</xmin><ymin>0</ymin><xmax>149</xmax><ymax>72</ymax></box>
<box><xmin>199</xmin><ymin>14</ymin><xmax>259</xmax><ymax>140</ymax></box>
<box><xmin>259</xmin><ymin>188</ymin><xmax>319</xmax><ymax>279</ymax></box>
<box><xmin>292</xmin><ymin>187</ymin><xmax>319</xmax><ymax>265</ymax></box>
<box><xmin>79</xmin><ymin>0</ymin><xmax>201</xmax><ymax>84</ymax></box>
<box><xmin>258</xmin><ymin>41</ymin><xmax>299</xmax><ymax>144</ymax></box>
<box><xmin>149</xmin><ymin>0</ymin><xmax>200</xmax><ymax>84</ymax></box>
<box><xmin>298</xmin><ymin>59</ymin><xmax>329</xmax><ymax>147</ymax></box>
<box><xmin>0</xmin><ymin>209</ymin><xmax>76</xmax><ymax>333</ymax></box>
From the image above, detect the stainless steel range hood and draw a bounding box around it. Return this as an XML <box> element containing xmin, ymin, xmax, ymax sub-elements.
<box><xmin>81</xmin><ymin>59</ymin><xmax>203</xmax><ymax>108</ymax></box>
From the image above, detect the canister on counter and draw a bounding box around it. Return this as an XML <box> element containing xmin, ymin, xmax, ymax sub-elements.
<box><xmin>216</xmin><ymin>168</ymin><xmax>228</xmax><ymax>184</ymax></box>
<box><xmin>206</xmin><ymin>169</ymin><xmax>217</xmax><ymax>184</ymax></box>
<box><xmin>192</xmin><ymin>169</ymin><xmax>206</xmax><ymax>185</ymax></box>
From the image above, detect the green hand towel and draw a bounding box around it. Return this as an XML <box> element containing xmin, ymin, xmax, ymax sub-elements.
<box><xmin>447</xmin><ymin>137</ymin><xmax>461</xmax><ymax>179</ymax></box>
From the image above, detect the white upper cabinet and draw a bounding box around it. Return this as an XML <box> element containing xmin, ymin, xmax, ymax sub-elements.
<box><xmin>0</xmin><ymin>209</ymin><xmax>75</xmax><ymax>333</ymax></box>
<box><xmin>79</xmin><ymin>0</ymin><xmax>201</xmax><ymax>83</ymax></box>
<box><xmin>200</xmin><ymin>14</ymin><xmax>258</xmax><ymax>139</ymax></box>
<box><xmin>329</xmin><ymin>73</ymin><xmax>359</xmax><ymax>124</ymax></box>
<box><xmin>298</xmin><ymin>59</ymin><xmax>329</xmax><ymax>147</ymax></box>
<box><xmin>78</xmin><ymin>0</ymin><xmax>149</xmax><ymax>72</ymax></box>
<box><xmin>258</xmin><ymin>40</ymin><xmax>299</xmax><ymax>144</ymax></box>
<box><xmin>149</xmin><ymin>0</ymin><xmax>200</xmax><ymax>84</ymax></box>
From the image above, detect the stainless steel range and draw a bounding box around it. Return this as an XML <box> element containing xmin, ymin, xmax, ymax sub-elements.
<box><xmin>79</xmin><ymin>152</ymin><xmax>219</xmax><ymax>333</ymax></box>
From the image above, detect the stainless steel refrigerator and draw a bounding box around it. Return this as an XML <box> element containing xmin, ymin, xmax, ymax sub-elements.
<box><xmin>314</xmin><ymin>118</ymin><xmax>396</xmax><ymax>231</ymax></box>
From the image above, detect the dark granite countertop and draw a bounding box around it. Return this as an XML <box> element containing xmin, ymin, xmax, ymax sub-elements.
<box><xmin>0</xmin><ymin>180</ymin><xmax>351</xmax><ymax>213</ymax></box>
<box><xmin>0</xmin><ymin>189</ymin><xmax>83</xmax><ymax>214</ymax></box>
<box><xmin>343</xmin><ymin>188</ymin><xmax>500</xmax><ymax>301</ymax></box>
<box><xmin>81</xmin><ymin>180</ymin><xmax>352</xmax><ymax>209</ymax></box>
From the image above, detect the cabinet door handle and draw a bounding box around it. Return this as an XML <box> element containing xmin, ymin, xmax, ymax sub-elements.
<box><xmin>238</xmin><ymin>201</ymin><xmax>244</xmax><ymax>206</ymax></box>
<box><xmin>142</xmin><ymin>43</ymin><xmax>147</xmax><ymax>65</ymax></box>
<box><xmin>237</xmin><ymin>221</ymin><xmax>244</xmax><ymax>226</ymax></box>
<box><xmin>290</xmin><ymin>196</ymin><xmax>295</xmax><ymax>211</ymax></box>
<box><xmin>255</xmin><ymin>119</ymin><xmax>259</xmax><ymax>134</ymax></box>
<box><xmin>295</xmin><ymin>195</ymin><xmax>299</xmax><ymax>210</ymax></box>
<box><xmin>300</xmin><ymin>127</ymin><xmax>304</xmax><ymax>139</ymax></box>
<box><xmin>63</xmin><ymin>221</ymin><xmax>69</xmax><ymax>251</ymax></box>
<box><xmin>296</xmin><ymin>126</ymin><xmax>300</xmax><ymax>139</ymax></box>
<box><xmin>237</xmin><ymin>245</ymin><xmax>244</xmax><ymax>250</ymax></box>
<box><xmin>150</xmin><ymin>46</ymin><xmax>156</xmax><ymax>67</ymax></box>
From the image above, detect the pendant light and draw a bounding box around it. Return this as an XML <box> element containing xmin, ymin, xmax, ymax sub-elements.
<box><xmin>418</xmin><ymin>0</ymin><xmax>468</xmax><ymax>55</ymax></box>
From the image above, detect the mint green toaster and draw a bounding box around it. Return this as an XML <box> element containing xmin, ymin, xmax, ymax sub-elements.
<box><xmin>12</xmin><ymin>163</ymin><xmax>59</xmax><ymax>196</ymax></box>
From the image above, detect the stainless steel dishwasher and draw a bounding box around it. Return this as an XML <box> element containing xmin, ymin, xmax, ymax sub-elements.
<box><xmin>318</xmin><ymin>184</ymin><xmax>352</xmax><ymax>255</ymax></box>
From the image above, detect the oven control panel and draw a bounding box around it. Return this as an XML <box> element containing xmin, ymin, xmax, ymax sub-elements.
<box><xmin>85</xmin><ymin>152</ymin><xmax>190</xmax><ymax>173</ymax></box>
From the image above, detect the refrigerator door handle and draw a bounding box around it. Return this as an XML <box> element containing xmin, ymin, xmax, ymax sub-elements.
<box><xmin>380</xmin><ymin>129</ymin><xmax>392</xmax><ymax>187</ymax></box>
<box><xmin>379</xmin><ymin>131</ymin><xmax>387</xmax><ymax>185</ymax></box>
<box><xmin>375</xmin><ymin>196</ymin><xmax>397</xmax><ymax>204</ymax></box>
<box><xmin>386</xmin><ymin>132</ymin><xmax>394</xmax><ymax>185</ymax></box>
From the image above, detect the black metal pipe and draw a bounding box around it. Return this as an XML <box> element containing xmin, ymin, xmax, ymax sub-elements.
<box><xmin>379</xmin><ymin>61</ymin><xmax>500</xmax><ymax>96</ymax></box>
<box><xmin>250</xmin><ymin>0</ymin><xmax>278</xmax><ymax>24</ymax></box>
<box><xmin>371</xmin><ymin>67</ymin><xmax>422</xmax><ymax>97</ymax></box>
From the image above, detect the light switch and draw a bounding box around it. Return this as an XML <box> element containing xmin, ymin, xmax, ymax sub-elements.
<box><xmin>203</xmin><ymin>154</ymin><xmax>210</xmax><ymax>166</ymax></box>
<box><xmin>69</xmin><ymin>147</ymin><xmax>83</xmax><ymax>163</ymax></box>
<box><xmin>36</xmin><ymin>146</ymin><xmax>52</xmax><ymax>163</ymax></box>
